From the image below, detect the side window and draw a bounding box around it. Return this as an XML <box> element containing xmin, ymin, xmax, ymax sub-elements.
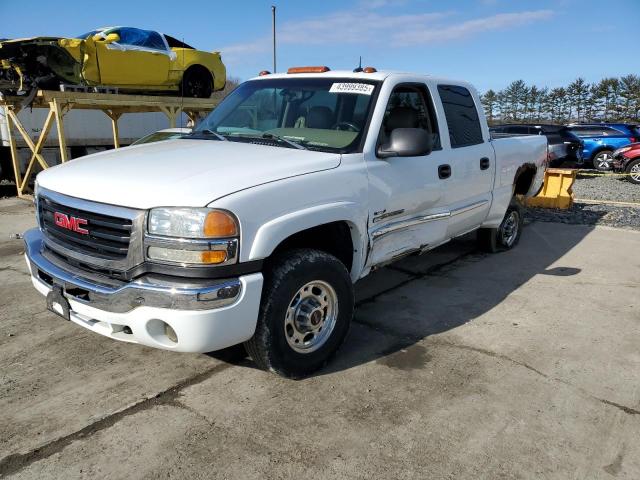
<box><xmin>437</xmin><ymin>85</ymin><xmax>484</xmax><ymax>148</ymax></box>
<box><xmin>379</xmin><ymin>84</ymin><xmax>441</xmax><ymax>152</ymax></box>
<box><xmin>115</xmin><ymin>28</ymin><xmax>166</xmax><ymax>51</ymax></box>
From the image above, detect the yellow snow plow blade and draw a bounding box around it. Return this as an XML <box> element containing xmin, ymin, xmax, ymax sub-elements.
<box><xmin>524</xmin><ymin>168</ymin><xmax>576</xmax><ymax>210</ymax></box>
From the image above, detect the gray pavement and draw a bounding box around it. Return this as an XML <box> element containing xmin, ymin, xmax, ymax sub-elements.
<box><xmin>0</xmin><ymin>197</ymin><xmax>638</xmax><ymax>479</ymax></box>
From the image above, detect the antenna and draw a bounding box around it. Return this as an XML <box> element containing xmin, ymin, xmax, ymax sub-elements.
<box><xmin>353</xmin><ymin>56</ymin><xmax>363</xmax><ymax>73</ymax></box>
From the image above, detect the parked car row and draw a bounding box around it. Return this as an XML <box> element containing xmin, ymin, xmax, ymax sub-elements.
<box><xmin>490</xmin><ymin>122</ymin><xmax>640</xmax><ymax>171</ymax></box>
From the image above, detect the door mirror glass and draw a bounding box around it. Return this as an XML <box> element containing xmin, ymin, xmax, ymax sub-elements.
<box><xmin>377</xmin><ymin>128</ymin><xmax>433</xmax><ymax>159</ymax></box>
<box><xmin>105</xmin><ymin>33</ymin><xmax>120</xmax><ymax>44</ymax></box>
<box><xmin>94</xmin><ymin>33</ymin><xmax>120</xmax><ymax>44</ymax></box>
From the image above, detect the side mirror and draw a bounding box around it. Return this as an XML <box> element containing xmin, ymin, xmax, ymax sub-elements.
<box><xmin>104</xmin><ymin>33</ymin><xmax>120</xmax><ymax>44</ymax></box>
<box><xmin>377</xmin><ymin>128</ymin><xmax>433</xmax><ymax>159</ymax></box>
<box><xmin>93</xmin><ymin>33</ymin><xmax>120</xmax><ymax>44</ymax></box>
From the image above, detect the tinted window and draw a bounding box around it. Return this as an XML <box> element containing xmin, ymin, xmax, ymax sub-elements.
<box><xmin>114</xmin><ymin>27</ymin><xmax>166</xmax><ymax>51</ymax></box>
<box><xmin>571</xmin><ymin>126</ymin><xmax>625</xmax><ymax>137</ymax></box>
<box><xmin>379</xmin><ymin>84</ymin><xmax>441</xmax><ymax>152</ymax></box>
<box><xmin>437</xmin><ymin>85</ymin><xmax>483</xmax><ymax>147</ymax></box>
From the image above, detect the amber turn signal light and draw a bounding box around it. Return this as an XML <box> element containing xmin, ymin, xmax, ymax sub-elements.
<box><xmin>203</xmin><ymin>211</ymin><xmax>238</xmax><ymax>237</ymax></box>
<box><xmin>201</xmin><ymin>250</ymin><xmax>228</xmax><ymax>264</ymax></box>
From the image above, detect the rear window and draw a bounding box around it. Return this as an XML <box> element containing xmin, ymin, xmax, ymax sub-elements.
<box><xmin>437</xmin><ymin>85</ymin><xmax>483</xmax><ymax>148</ymax></box>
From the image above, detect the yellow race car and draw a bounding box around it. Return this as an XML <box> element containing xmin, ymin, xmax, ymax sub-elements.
<box><xmin>0</xmin><ymin>26</ymin><xmax>226</xmax><ymax>97</ymax></box>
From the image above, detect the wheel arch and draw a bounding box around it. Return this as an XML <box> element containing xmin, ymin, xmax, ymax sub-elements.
<box><xmin>513</xmin><ymin>162</ymin><xmax>539</xmax><ymax>196</ymax></box>
<box><xmin>248</xmin><ymin>203</ymin><xmax>368</xmax><ymax>281</ymax></box>
<box><xmin>589</xmin><ymin>145</ymin><xmax>614</xmax><ymax>160</ymax></box>
<box><xmin>181</xmin><ymin>64</ymin><xmax>213</xmax><ymax>85</ymax></box>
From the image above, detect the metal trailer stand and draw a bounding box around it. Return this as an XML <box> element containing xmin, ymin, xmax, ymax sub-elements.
<box><xmin>0</xmin><ymin>90</ymin><xmax>219</xmax><ymax>197</ymax></box>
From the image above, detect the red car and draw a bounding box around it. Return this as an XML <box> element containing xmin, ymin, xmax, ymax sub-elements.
<box><xmin>612</xmin><ymin>143</ymin><xmax>640</xmax><ymax>184</ymax></box>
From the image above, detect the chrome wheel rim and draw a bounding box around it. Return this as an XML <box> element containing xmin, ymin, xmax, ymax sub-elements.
<box><xmin>630</xmin><ymin>163</ymin><xmax>640</xmax><ymax>182</ymax></box>
<box><xmin>284</xmin><ymin>280</ymin><xmax>338</xmax><ymax>354</ymax></box>
<box><xmin>596</xmin><ymin>152</ymin><xmax>612</xmax><ymax>170</ymax></box>
<box><xmin>500</xmin><ymin>210</ymin><xmax>519</xmax><ymax>247</ymax></box>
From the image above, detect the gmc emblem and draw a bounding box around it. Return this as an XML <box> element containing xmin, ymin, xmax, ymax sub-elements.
<box><xmin>53</xmin><ymin>212</ymin><xmax>89</xmax><ymax>235</ymax></box>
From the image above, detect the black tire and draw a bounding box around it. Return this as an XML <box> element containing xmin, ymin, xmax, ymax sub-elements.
<box><xmin>592</xmin><ymin>150</ymin><xmax>614</xmax><ymax>171</ymax></box>
<box><xmin>244</xmin><ymin>249</ymin><xmax>354</xmax><ymax>378</ymax></box>
<box><xmin>626</xmin><ymin>159</ymin><xmax>640</xmax><ymax>185</ymax></box>
<box><xmin>477</xmin><ymin>198</ymin><xmax>523</xmax><ymax>253</ymax></box>
<box><xmin>181</xmin><ymin>67</ymin><xmax>213</xmax><ymax>98</ymax></box>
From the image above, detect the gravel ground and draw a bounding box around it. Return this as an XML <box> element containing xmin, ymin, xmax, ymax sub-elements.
<box><xmin>525</xmin><ymin>203</ymin><xmax>640</xmax><ymax>231</ymax></box>
<box><xmin>524</xmin><ymin>174</ymin><xmax>640</xmax><ymax>231</ymax></box>
<box><xmin>572</xmin><ymin>172</ymin><xmax>640</xmax><ymax>203</ymax></box>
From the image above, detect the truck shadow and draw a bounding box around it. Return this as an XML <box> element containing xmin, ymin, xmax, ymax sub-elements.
<box><xmin>316</xmin><ymin>219</ymin><xmax>599</xmax><ymax>377</ymax></box>
<box><xmin>208</xmin><ymin>217</ymin><xmax>604</xmax><ymax>378</ymax></box>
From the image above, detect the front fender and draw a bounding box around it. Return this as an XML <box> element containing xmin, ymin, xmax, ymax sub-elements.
<box><xmin>249</xmin><ymin>202</ymin><xmax>368</xmax><ymax>281</ymax></box>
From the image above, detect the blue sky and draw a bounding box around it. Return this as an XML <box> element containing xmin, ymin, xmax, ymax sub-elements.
<box><xmin>1</xmin><ymin>0</ymin><xmax>638</xmax><ymax>92</ymax></box>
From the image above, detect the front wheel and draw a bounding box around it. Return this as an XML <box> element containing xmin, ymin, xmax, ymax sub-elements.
<box><xmin>245</xmin><ymin>249</ymin><xmax>354</xmax><ymax>378</ymax></box>
<box><xmin>593</xmin><ymin>150</ymin><xmax>614</xmax><ymax>171</ymax></box>
<box><xmin>477</xmin><ymin>199</ymin><xmax>523</xmax><ymax>253</ymax></box>
<box><xmin>626</xmin><ymin>159</ymin><xmax>640</xmax><ymax>185</ymax></box>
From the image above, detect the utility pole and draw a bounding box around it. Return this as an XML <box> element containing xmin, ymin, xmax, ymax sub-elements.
<box><xmin>272</xmin><ymin>5</ymin><xmax>277</xmax><ymax>73</ymax></box>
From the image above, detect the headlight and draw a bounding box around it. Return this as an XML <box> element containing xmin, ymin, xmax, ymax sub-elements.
<box><xmin>148</xmin><ymin>208</ymin><xmax>237</xmax><ymax>238</ymax></box>
<box><xmin>146</xmin><ymin>208</ymin><xmax>239</xmax><ymax>265</ymax></box>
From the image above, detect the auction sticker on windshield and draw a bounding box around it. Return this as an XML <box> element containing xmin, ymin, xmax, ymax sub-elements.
<box><xmin>329</xmin><ymin>83</ymin><xmax>375</xmax><ymax>95</ymax></box>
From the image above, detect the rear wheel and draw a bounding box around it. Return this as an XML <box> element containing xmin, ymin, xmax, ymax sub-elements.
<box><xmin>626</xmin><ymin>159</ymin><xmax>640</xmax><ymax>185</ymax></box>
<box><xmin>593</xmin><ymin>150</ymin><xmax>614</xmax><ymax>171</ymax></box>
<box><xmin>477</xmin><ymin>198</ymin><xmax>523</xmax><ymax>253</ymax></box>
<box><xmin>244</xmin><ymin>249</ymin><xmax>354</xmax><ymax>378</ymax></box>
<box><xmin>181</xmin><ymin>67</ymin><xmax>213</xmax><ymax>98</ymax></box>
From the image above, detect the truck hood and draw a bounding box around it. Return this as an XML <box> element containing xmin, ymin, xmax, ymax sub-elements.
<box><xmin>36</xmin><ymin>139</ymin><xmax>341</xmax><ymax>209</ymax></box>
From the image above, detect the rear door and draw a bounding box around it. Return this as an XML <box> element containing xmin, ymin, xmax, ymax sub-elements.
<box><xmin>365</xmin><ymin>82</ymin><xmax>450</xmax><ymax>267</ymax></box>
<box><xmin>434</xmin><ymin>84</ymin><xmax>494</xmax><ymax>237</ymax></box>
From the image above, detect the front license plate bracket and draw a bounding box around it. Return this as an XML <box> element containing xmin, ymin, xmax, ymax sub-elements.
<box><xmin>46</xmin><ymin>284</ymin><xmax>71</xmax><ymax>321</ymax></box>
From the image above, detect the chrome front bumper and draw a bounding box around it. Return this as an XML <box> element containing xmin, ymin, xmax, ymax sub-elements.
<box><xmin>24</xmin><ymin>228</ymin><xmax>242</xmax><ymax>314</ymax></box>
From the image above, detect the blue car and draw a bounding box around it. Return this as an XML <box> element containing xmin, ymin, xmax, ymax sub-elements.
<box><xmin>567</xmin><ymin>123</ymin><xmax>640</xmax><ymax>170</ymax></box>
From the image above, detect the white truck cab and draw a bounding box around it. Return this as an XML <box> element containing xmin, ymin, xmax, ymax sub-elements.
<box><xmin>24</xmin><ymin>67</ymin><xmax>547</xmax><ymax>377</ymax></box>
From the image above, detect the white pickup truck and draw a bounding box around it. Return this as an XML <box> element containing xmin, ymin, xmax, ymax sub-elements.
<box><xmin>24</xmin><ymin>68</ymin><xmax>547</xmax><ymax>378</ymax></box>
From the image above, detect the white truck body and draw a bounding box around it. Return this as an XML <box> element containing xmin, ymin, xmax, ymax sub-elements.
<box><xmin>23</xmin><ymin>70</ymin><xmax>547</xmax><ymax>376</ymax></box>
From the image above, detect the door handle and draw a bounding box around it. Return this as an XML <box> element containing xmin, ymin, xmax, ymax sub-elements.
<box><xmin>438</xmin><ymin>164</ymin><xmax>451</xmax><ymax>179</ymax></box>
<box><xmin>480</xmin><ymin>157</ymin><xmax>491</xmax><ymax>170</ymax></box>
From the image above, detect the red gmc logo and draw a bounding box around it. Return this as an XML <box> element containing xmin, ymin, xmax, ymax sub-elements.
<box><xmin>54</xmin><ymin>212</ymin><xmax>89</xmax><ymax>235</ymax></box>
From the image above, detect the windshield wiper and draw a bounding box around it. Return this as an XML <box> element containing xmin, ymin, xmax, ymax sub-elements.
<box><xmin>190</xmin><ymin>129</ymin><xmax>228</xmax><ymax>141</ymax></box>
<box><xmin>261</xmin><ymin>132</ymin><xmax>307</xmax><ymax>150</ymax></box>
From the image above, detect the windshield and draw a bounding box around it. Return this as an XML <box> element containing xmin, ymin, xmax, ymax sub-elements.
<box><xmin>194</xmin><ymin>78</ymin><xmax>380</xmax><ymax>153</ymax></box>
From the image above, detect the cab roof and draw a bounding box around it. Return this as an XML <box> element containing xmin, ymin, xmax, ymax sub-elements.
<box><xmin>248</xmin><ymin>70</ymin><xmax>472</xmax><ymax>90</ymax></box>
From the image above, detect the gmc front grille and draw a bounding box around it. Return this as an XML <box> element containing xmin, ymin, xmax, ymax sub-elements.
<box><xmin>39</xmin><ymin>196</ymin><xmax>133</xmax><ymax>260</ymax></box>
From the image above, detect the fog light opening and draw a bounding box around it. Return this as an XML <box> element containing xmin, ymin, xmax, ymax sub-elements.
<box><xmin>122</xmin><ymin>326</ymin><xmax>133</xmax><ymax>335</ymax></box>
<box><xmin>146</xmin><ymin>319</ymin><xmax>180</xmax><ymax>347</ymax></box>
<box><xmin>164</xmin><ymin>323</ymin><xmax>178</xmax><ymax>344</ymax></box>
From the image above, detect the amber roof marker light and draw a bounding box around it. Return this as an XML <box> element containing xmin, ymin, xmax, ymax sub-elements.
<box><xmin>363</xmin><ymin>66</ymin><xmax>377</xmax><ymax>73</ymax></box>
<box><xmin>287</xmin><ymin>66</ymin><xmax>331</xmax><ymax>74</ymax></box>
<box><xmin>259</xmin><ymin>70</ymin><xmax>271</xmax><ymax>76</ymax></box>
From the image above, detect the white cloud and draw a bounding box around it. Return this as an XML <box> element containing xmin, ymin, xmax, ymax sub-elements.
<box><xmin>391</xmin><ymin>10</ymin><xmax>554</xmax><ymax>45</ymax></box>
<box><xmin>219</xmin><ymin>8</ymin><xmax>554</xmax><ymax>65</ymax></box>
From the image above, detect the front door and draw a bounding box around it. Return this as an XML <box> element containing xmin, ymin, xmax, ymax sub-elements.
<box><xmin>94</xmin><ymin>28</ymin><xmax>170</xmax><ymax>86</ymax></box>
<box><xmin>365</xmin><ymin>83</ymin><xmax>450</xmax><ymax>268</ymax></box>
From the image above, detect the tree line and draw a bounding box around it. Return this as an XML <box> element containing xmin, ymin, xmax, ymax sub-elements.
<box><xmin>481</xmin><ymin>75</ymin><xmax>640</xmax><ymax>125</ymax></box>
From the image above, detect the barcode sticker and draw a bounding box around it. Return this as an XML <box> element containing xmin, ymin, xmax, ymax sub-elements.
<box><xmin>329</xmin><ymin>83</ymin><xmax>375</xmax><ymax>95</ymax></box>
